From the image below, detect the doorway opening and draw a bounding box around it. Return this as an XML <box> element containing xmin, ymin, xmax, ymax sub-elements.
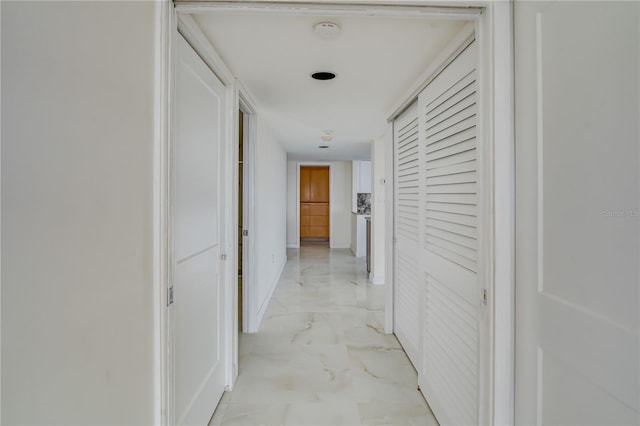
<box><xmin>168</xmin><ymin>2</ymin><xmax>514</xmax><ymax>425</ymax></box>
<box><xmin>299</xmin><ymin>165</ymin><xmax>330</xmax><ymax>247</ymax></box>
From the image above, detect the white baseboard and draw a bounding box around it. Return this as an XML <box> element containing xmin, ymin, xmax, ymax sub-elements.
<box><xmin>330</xmin><ymin>243</ymin><xmax>351</xmax><ymax>249</ymax></box>
<box><xmin>286</xmin><ymin>243</ymin><xmax>300</xmax><ymax>249</ymax></box>
<box><xmin>350</xmin><ymin>249</ymin><xmax>365</xmax><ymax>257</ymax></box>
<box><xmin>255</xmin><ymin>255</ymin><xmax>287</xmax><ymax>330</ymax></box>
<box><xmin>371</xmin><ymin>274</ymin><xmax>385</xmax><ymax>285</ymax></box>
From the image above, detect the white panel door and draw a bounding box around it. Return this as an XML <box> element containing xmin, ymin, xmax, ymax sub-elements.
<box><xmin>418</xmin><ymin>41</ymin><xmax>479</xmax><ymax>426</ymax></box>
<box><xmin>393</xmin><ymin>100</ymin><xmax>422</xmax><ymax>366</ymax></box>
<box><xmin>173</xmin><ymin>34</ymin><xmax>226</xmax><ymax>426</ymax></box>
<box><xmin>515</xmin><ymin>1</ymin><xmax>639</xmax><ymax>424</ymax></box>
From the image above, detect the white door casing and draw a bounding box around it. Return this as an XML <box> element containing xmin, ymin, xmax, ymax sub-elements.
<box><xmin>240</xmin><ymin>107</ymin><xmax>256</xmax><ymax>335</ymax></box>
<box><xmin>172</xmin><ymin>34</ymin><xmax>227</xmax><ymax>425</ymax></box>
<box><xmin>515</xmin><ymin>1</ymin><xmax>639</xmax><ymax>424</ymax></box>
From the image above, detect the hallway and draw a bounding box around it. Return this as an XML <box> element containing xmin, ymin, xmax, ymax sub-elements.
<box><xmin>209</xmin><ymin>247</ymin><xmax>437</xmax><ymax>425</ymax></box>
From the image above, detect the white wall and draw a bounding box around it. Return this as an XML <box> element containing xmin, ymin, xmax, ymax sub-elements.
<box><xmin>1</xmin><ymin>2</ymin><xmax>159</xmax><ymax>424</ymax></box>
<box><xmin>286</xmin><ymin>161</ymin><xmax>352</xmax><ymax>249</ymax></box>
<box><xmin>351</xmin><ymin>214</ymin><xmax>358</xmax><ymax>254</ymax></box>
<box><xmin>286</xmin><ymin>161</ymin><xmax>298</xmax><ymax>247</ymax></box>
<box><xmin>351</xmin><ymin>160</ymin><xmax>372</xmax><ymax>258</ymax></box>
<box><xmin>330</xmin><ymin>161</ymin><xmax>353</xmax><ymax>249</ymax></box>
<box><xmin>351</xmin><ymin>160</ymin><xmax>372</xmax><ymax>212</ymax></box>
<box><xmin>371</xmin><ymin>135</ymin><xmax>386</xmax><ymax>284</ymax></box>
<box><xmin>254</xmin><ymin>115</ymin><xmax>288</xmax><ymax>323</ymax></box>
<box><xmin>352</xmin><ymin>215</ymin><xmax>368</xmax><ymax>258</ymax></box>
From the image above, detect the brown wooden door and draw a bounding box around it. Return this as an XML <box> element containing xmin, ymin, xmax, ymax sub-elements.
<box><xmin>300</xmin><ymin>166</ymin><xmax>329</xmax><ymax>239</ymax></box>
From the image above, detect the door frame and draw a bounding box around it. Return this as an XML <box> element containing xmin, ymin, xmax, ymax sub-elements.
<box><xmin>295</xmin><ymin>162</ymin><xmax>333</xmax><ymax>247</ymax></box>
<box><xmin>238</xmin><ymin>87</ymin><xmax>258</xmax><ymax>336</ymax></box>
<box><xmin>157</xmin><ymin>2</ymin><xmax>515</xmax><ymax>425</ymax></box>
<box><xmin>153</xmin><ymin>3</ymin><xmax>173</xmax><ymax>425</ymax></box>
<box><xmin>383</xmin><ymin>2</ymin><xmax>515</xmax><ymax>425</ymax></box>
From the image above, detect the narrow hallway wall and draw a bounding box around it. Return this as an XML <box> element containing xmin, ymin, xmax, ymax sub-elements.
<box><xmin>371</xmin><ymin>135</ymin><xmax>386</xmax><ymax>284</ymax></box>
<box><xmin>254</xmin><ymin>116</ymin><xmax>288</xmax><ymax>322</ymax></box>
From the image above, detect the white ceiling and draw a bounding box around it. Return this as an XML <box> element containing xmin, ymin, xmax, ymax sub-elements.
<box><xmin>193</xmin><ymin>13</ymin><xmax>467</xmax><ymax>160</ymax></box>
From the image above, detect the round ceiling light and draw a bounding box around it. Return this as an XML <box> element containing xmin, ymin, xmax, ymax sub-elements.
<box><xmin>313</xmin><ymin>22</ymin><xmax>341</xmax><ymax>39</ymax></box>
<box><xmin>311</xmin><ymin>72</ymin><xmax>336</xmax><ymax>81</ymax></box>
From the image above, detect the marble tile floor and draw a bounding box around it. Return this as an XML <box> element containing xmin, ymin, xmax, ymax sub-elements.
<box><xmin>209</xmin><ymin>246</ymin><xmax>438</xmax><ymax>426</ymax></box>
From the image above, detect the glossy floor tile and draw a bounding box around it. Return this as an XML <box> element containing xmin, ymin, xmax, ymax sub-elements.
<box><xmin>210</xmin><ymin>246</ymin><xmax>438</xmax><ymax>426</ymax></box>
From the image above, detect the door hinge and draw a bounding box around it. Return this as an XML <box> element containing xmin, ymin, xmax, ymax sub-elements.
<box><xmin>242</xmin><ymin>230</ymin><xmax>249</xmax><ymax>237</ymax></box>
<box><xmin>393</xmin><ymin>236</ymin><xmax>397</xmax><ymax>244</ymax></box>
<box><xmin>481</xmin><ymin>288</ymin><xmax>488</xmax><ymax>306</ymax></box>
<box><xmin>168</xmin><ymin>285</ymin><xmax>174</xmax><ymax>306</ymax></box>
<box><xmin>221</xmin><ymin>253</ymin><xmax>227</xmax><ymax>261</ymax></box>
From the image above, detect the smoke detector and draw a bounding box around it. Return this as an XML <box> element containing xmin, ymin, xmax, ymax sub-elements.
<box><xmin>313</xmin><ymin>22</ymin><xmax>341</xmax><ymax>39</ymax></box>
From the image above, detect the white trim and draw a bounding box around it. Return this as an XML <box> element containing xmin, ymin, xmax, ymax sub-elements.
<box><xmin>286</xmin><ymin>243</ymin><xmax>300</xmax><ymax>249</ymax></box>
<box><xmin>222</xmin><ymin>84</ymin><xmax>235</xmax><ymax>392</ymax></box>
<box><xmin>331</xmin><ymin>243</ymin><xmax>351</xmax><ymax>249</ymax></box>
<box><xmin>386</xmin><ymin>21</ymin><xmax>475</xmax><ymax>121</ymax></box>
<box><xmin>384</xmin><ymin>120</ymin><xmax>394</xmax><ymax>335</ymax></box>
<box><xmin>153</xmin><ymin>2</ymin><xmax>173</xmax><ymax>425</ymax></box>
<box><xmin>238</xmin><ymin>79</ymin><xmax>259</xmax><ymax>113</ymax></box>
<box><xmin>475</xmin><ymin>12</ymin><xmax>493</xmax><ymax>425</ymax></box>
<box><xmin>489</xmin><ymin>2</ymin><xmax>515</xmax><ymax>425</ymax></box>
<box><xmin>255</xmin><ymin>255</ymin><xmax>287</xmax><ymax>328</ymax></box>
<box><xmin>239</xmin><ymin>88</ymin><xmax>258</xmax><ymax>338</ymax></box>
<box><xmin>229</xmin><ymin>80</ymin><xmax>240</xmax><ymax>389</ymax></box>
<box><xmin>0</xmin><ymin>2</ymin><xmax>3</xmax><ymax>419</ymax></box>
<box><xmin>177</xmin><ymin>14</ymin><xmax>234</xmax><ymax>86</ymax></box>
<box><xmin>227</xmin><ymin>77</ymin><xmax>259</xmax><ymax>385</ymax></box>
<box><xmin>296</xmin><ymin>162</ymin><xmax>333</xmax><ymax>247</ymax></box>
<box><xmin>175</xmin><ymin>1</ymin><xmax>482</xmax><ymax>19</ymax></box>
<box><xmin>166</xmin><ymin>7</ymin><xmax>180</xmax><ymax>425</ymax></box>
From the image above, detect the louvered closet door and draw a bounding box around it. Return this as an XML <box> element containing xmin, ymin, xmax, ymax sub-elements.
<box><xmin>418</xmin><ymin>40</ymin><xmax>479</xmax><ymax>426</ymax></box>
<box><xmin>393</xmin><ymin>100</ymin><xmax>421</xmax><ymax>366</ymax></box>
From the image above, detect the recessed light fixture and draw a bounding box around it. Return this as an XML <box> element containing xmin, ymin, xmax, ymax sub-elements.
<box><xmin>318</xmin><ymin>145</ymin><xmax>330</xmax><ymax>149</ymax></box>
<box><xmin>321</xmin><ymin>135</ymin><xmax>333</xmax><ymax>142</ymax></box>
<box><xmin>311</xmin><ymin>72</ymin><xmax>336</xmax><ymax>81</ymax></box>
